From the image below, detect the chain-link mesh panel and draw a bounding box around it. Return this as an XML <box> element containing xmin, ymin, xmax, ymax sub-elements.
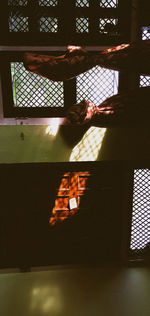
<box><xmin>76</xmin><ymin>66</ymin><xmax>118</xmax><ymax>106</ymax></box>
<box><xmin>9</xmin><ymin>15</ymin><xmax>29</xmax><ymax>32</ymax></box>
<box><xmin>140</xmin><ymin>76</ymin><xmax>150</xmax><ymax>87</ymax></box>
<box><xmin>39</xmin><ymin>0</ymin><xmax>58</xmax><ymax>6</ymax></box>
<box><xmin>76</xmin><ymin>0</ymin><xmax>89</xmax><ymax>7</ymax></box>
<box><xmin>130</xmin><ymin>169</ymin><xmax>150</xmax><ymax>251</ymax></box>
<box><xmin>8</xmin><ymin>0</ymin><xmax>28</xmax><ymax>5</ymax></box>
<box><xmin>142</xmin><ymin>26</ymin><xmax>150</xmax><ymax>40</ymax></box>
<box><xmin>11</xmin><ymin>62</ymin><xmax>64</xmax><ymax>107</ymax></box>
<box><xmin>99</xmin><ymin>18</ymin><xmax>118</xmax><ymax>33</ymax></box>
<box><xmin>139</xmin><ymin>28</ymin><xmax>150</xmax><ymax>88</ymax></box>
<box><xmin>40</xmin><ymin>17</ymin><xmax>58</xmax><ymax>32</ymax></box>
<box><xmin>76</xmin><ymin>17</ymin><xmax>89</xmax><ymax>33</ymax></box>
<box><xmin>99</xmin><ymin>0</ymin><xmax>118</xmax><ymax>8</ymax></box>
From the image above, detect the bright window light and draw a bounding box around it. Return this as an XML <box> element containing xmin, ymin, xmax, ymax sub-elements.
<box><xmin>142</xmin><ymin>26</ymin><xmax>150</xmax><ymax>40</ymax></box>
<box><xmin>45</xmin><ymin>118</ymin><xmax>60</xmax><ymax>136</ymax></box>
<box><xmin>76</xmin><ymin>66</ymin><xmax>118</xmax><ymax>106</ymax></box>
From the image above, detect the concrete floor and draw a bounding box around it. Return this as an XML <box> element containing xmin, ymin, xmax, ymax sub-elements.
<box><xmin>0</xmin><ymin>265</ymin><xmax>150</xmax><ymax>316</ymax></box>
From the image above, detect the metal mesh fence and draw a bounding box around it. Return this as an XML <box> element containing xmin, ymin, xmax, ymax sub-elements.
<box><xmin>140</xmin><ymin>27</ymin><xmax>150</xmax><ymax>88</ymax></box>
<box><xmin>40</xmin><ymin>17</ymin><xmax>58</xmax><ymax>32</ymax></box>
<box><xmin>11</xmin><ymin>62</ymin><xmax>64</xmax><ymax>107</ymax></box>
<box><xmin>99</xmin><ymin>0</ymin><xmax>118</xmax><ymax>8</ymax></box>
<box><xmin>76</xmin><ymin>0</ymin><xmax>89</xmax><ymax>7</ymax></box>
<box><xmin>130</xmin><ymin>169</ymin><xmax>150</xmax><ymax>252</ymax></box>
<box><xmin>8</xmin><ymin>1</ymin><xmax>119</xmax><ymax>34</ymax></box>
<box><xmin>140</xmin><ymin>76</ymin><xmax>150</xmax><ymax>87</ymax></box>
<box><xmin>9</xmin><ymin>15</ymin><xmax>29</xmax><ymax>32</ymax></box>
<box><xmin>39</xmin><ymin>0</ymin><xmax>58</xmax><ymax>6</ymax></box>
<box><xmin>76</xmin><ymin>66</ymin><xmax>118</xmax><ymax>106</ymax></box>
<box><xmin>99</xmin><ymin>18</ymin><xmax>118</xmax><ymax>34</ymax></box>
<box><xmin>76</xmin><ymin>17</ymin><xmax>89</xmax><ymax>33</ymax></box>
<box><xmin>142</xmin><ymin>26</ymin><xmax>150</xmax><ymax>40</ymax></box>
<box><xmin>8</xmin><ymin>0</ymin><xmax>28</xmax><ymax>5</ymax></box>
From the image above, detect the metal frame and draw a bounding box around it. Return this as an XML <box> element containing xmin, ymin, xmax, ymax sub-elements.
<box><xmin>0</xmin><ymin>0</ymin><xmax>132</xmax><ymax>121</ymax></box>
<box><xmin>0</xmin><ymin>0</ymin><xmax>131</xmax><ymax>46</ymax></box>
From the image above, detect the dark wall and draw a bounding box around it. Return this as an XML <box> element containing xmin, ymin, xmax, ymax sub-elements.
<box><xmin>0</xmin><ymin>163</ymin><xmax>127</xmax><ymax>269</ymax></box>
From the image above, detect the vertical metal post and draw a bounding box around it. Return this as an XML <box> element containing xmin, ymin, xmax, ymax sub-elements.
<box><xmin>129</xmin><ymin>0</ymin><xmax>140</xmax><ymax>89</ymax></box>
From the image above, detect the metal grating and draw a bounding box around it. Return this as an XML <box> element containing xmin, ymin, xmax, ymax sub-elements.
<box><xmin>11</xmin><ymin>62</ymin><xmax>64</xmax><ymax>107</ymax></box>
<box><xmin>142</xmin><ymin>26</ymin><xmax>150</xmax><ymax>40</ymax></box>
<box><xmin>76</xmin><ymin>17</ymin><xmax>89</xmax><ymax>33</ymax></box>
<box><xmin>140</xmin><ymin>27</ymin><xmax>150</xmax><ymax>88</ymax></box>
<box><xmin>40</xmin><ymin>17</ymin><xmax>58</xmax><ymax>32</ymax></box>
<box><xmin>99</xmin><ymin>18</ymin><xmax>118</xmax><ymax>34</ymax></box>
<box><xmin>76</xmin><ymin>0</ymin><xmax>89</xmax><ymax>7</ymax></box>
<box><xmin>39</xmin><ymin>0</ymin><xmax>58</xmax><ymax>6</ymax></box>
<box><xmin>8</xmin><ymin>0</ymin><xmax>28</xmax><ymax>5</ymax></box>
<box><xmin>9</xmin><ymin>15</ymin><xmax>29</xmax><ymax>32</ymax></box>
<box><xmin>99</xmin><ymin>0</ymin><xmax>118</xmax><ymax>8</ymax></box>
<box><xmin>130</xmin><ymin>169</ymin><xmax>150</xmax><ymax>251</ymax></box>
<box><xmin>76</xmin><ymin>66</ymin><xmax>118</xmax><ymax>106</ymax></box>
<box><xmin>140</xmin><ymin>76</ymin><xmax>150</xmax><ymax>87</ymax></box>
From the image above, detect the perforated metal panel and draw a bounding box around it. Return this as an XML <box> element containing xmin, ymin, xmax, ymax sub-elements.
<box><xmin>76</xmin><ymin>17</ymin><xmax>89</xmax><ymax>33</ymax></box>
<box><xmin>76</xmin><ymin>0</ymin><xmax>89</xmax><ymax>7</ymax></box>
<box><xmin>39</xmin><ymin>0</ymin><xmax>58</xmax><ymax>6</ymax></box>
<box><xmin>76</xmin><ymin>66</ymin><xmax>118</xmax><ymax>106</ymax></box>
<box><xmin>99</xmin><ymin>0</ymin><xmax>118</xmax><ymax>8</ymax></box>
<box><xmin>40</xmin><ymin>17</ymin><xmax>58</xmax><ymax>32</ymax></box>
<box><xmin>9</xmin><ymin>15</ymin><xmax>29</xmax><ymax>32</ymax></box>
<box><xmin>130</xmin><ymin>169</ymin><xmax>150</xmax><ymax>252</ymax></box>
<box><xmin>11</xmin><ymin>62</ymin><xmax>64</xmax><ymax>107</ymax></box>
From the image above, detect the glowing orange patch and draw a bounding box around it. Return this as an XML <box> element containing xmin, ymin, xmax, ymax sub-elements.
<box><xmin>102</xmin><ymin>43</ymin><xmax>130</xmax><ymax>54</ymax></box>
<box><xmin>49</xmin><ymin>172</ymin><xmax>90</xmax><ymax>226</ymax></box>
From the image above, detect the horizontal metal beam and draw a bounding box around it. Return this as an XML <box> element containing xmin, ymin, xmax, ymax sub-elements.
<box><xmin>0</xmin><ymin>45</ymin><xmax>111</xmax><ymax>52</ymax></box>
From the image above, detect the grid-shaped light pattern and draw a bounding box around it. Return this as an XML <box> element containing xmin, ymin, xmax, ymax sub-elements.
<box><xmin>142</xmin><ymin>26</ymin><xmax>150</xmax><ymax>40</ymax></box>
<box><xmin>39</xmin><ymin>0</ymin><xmax>58</xmax><ymax>6</ymax></box>
<box><xmin>40</xmin><ymin>17</ymin><xmax>58</xmax><ymax>32</ymax></box>
<box><xmin>70</xmin><ymin>127</ymin><xmax>106</xmax><ymax>161</ymax></box>
<box><xmin>99</xmin><ymin>0</ymin><xmax>118</xmax><ymax>8</ymax></box>
<box><xmin>99</xmin><ymin>18</ymin><xmax>117</xmax><ymax>33</ymax></box>
<box><xmin>76</xmin><ymin>66</ymin><xmax>118</xmax><ymax>106</ymax></box>
<box><xmin>130</xmin><ymin>169</ymin><xmax>150</xmax><ymax>250</ymax></box>
<box><xmin>76</xmin><ymin>0</ymin><xmax>89</xmax><ymax>7</ymax></box>
<box><xmin>11</xmin><ymin>62</ymin><xmax>64</xmax><ymax>107</ymax></box>
<box><xmin>9</xmin><ymin>16</ymin><xmax>29</xmax><ymax>32</ymax></box>
<box><xmin>49</xmin><ymin>172</ymin><xmax>90</xmax><ymax>226</ymax></box>
<box><xmin>76</xmin><ymin>17</ymin><xmax>89</xmax><ymax>33</ymax></box>
<box><xmin>8</xmin><ymin>0</ymin><xmax>27</xmax><ymax>5</ymax></box>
